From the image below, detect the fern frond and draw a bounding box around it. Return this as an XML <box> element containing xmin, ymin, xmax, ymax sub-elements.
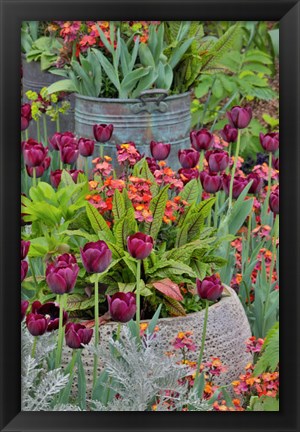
<box><xmin>254</xmin><ymin>322</ymin><xmax>279</xmax><ymax>375</ymax></box>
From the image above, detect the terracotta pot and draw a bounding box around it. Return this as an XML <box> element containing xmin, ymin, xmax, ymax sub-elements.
<box><xmin>62</xmin><ymin>285</ymin><xmax>252</xmax><ymax>392</ymax></box>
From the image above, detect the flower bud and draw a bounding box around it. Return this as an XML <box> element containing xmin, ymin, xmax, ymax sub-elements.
<box><xmin>78</xmin><ymin>137</ymin><xmax>95</xmax><ymax>157</ymax></box>
<box><xmin>259</xmin><ymin>132</ymin><xmax>279</xmax><ymax>153</ymax></box>
<box><xmin>127</xmin><ymin>232</ymin><xmax>154</xmax><ymax>260</ymax></box>
<box><xmin>200</xmin><ymin>171</ymin><xmax>222</xmax><ymax>193</ymax></box>
<box><xmin>46</xmin><ymin>254</ymin><xmax>79</xmax><ymax>295</ymax></box>
<box><xmin>226</xmin><ymin>106</ymin><xmax>252</xmax><ymax>129</ymax></box>
<box><xmin>150</xmin><ymin>141</ymin><xmax>171</xmax><ymax>161</ymax></box>
<box><xmin>65</xmin><ymin>322</ymin><xmax>93</xmax><ymax>349</ymax></box>
<box><xmin>205</xmin><ymin>150</ymin><xmax>229</xmax><ymax>172</ymax></box>
<box><xmin>21</xmin><ymin>240</ymin><xmax>30</xmax><ymax>260</ymax></box>
<box><xmin>178</xmin><ymin>149</ymin><xmax>199</xmax><ymax>169</ymax></box>
<box><xmin>220</xmin><ymin>124</ymin><xmax>238</xmax><ymax>143</ymax></box>
<box><xmin>80</xmin><ymin>241</ymin><xmax>112</xmax><ymax>273</ymax></box>
<box><xmin>196</xmin><ymin>275</ymin><xmax>223</xmax><ymax>301</ymax></box>
<box><xmin>93</xmin><ymin>124</ymin><xmax>113</xmax><ymax>143</ymax></box>
<box><xmin>108</xmin><ymin>292</ymin><xmax>136</xmax><ymax>323</ymax></box>
<box><xmin>190</xmin><ymin>128</ymin><xmax>214</xmax><ymax>151</ymax></box>
<box><xmin>21</xmin><ymin>260</ymin><xmax>28</xmax><ymax>282</ymax></box>
<box><xmin>269</xmin><ymin>186</ymin><xmax>279</xmax><ymax>214</ymax></box>
<box><xmin>222</xmin><ymin>174</ymin><xmax>248</xmax><ymax>199</ymax></box>
<box><xmin>247</xmin><ymin>172</ymin><xmax>263</xmax><ymax>195</ymax></box>
<box><xmin>26</xmin><ymin>313</ymin><xmax>48</xmax><ymax>336</ymax></box>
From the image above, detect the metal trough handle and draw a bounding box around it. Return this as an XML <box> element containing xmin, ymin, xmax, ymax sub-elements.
<box><xmin>138</xmin><ymin>89</ymin><xmax>168</xmax><ymax>105</ymax></box>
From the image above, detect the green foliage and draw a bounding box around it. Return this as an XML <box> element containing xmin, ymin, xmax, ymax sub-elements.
<box><xmin>254</xmin><ymin>323</ymin><xmax>279</xmax><ymax>375</ymax></box>
<box><xmin>26</xmin><ymin>36</ymin><xmax>63</xmax><ymax>70</ymax></box>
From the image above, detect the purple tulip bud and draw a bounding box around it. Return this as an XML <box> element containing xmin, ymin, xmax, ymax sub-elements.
<box><xmin>31</xmin><ymin>300</ymin><xmax>68</xmax><ymax>332</ymax></box>
<box><xmin>78</xmin><ymin>137</ymin><xmax>95</xmax><ymax>157</ymax></box>
<box><xmin>259</xmin><ymin>132</ymin><xmax>279</xmax><ymax>154</ymax></box>
<box><xmin>21</xmin><ymin>260</ymin><xmax>28</xmax><ymax>282</ymax></box>
<box><xmin>200</xmin><ymin>171</ymin><xmax>222</xmax><ymax>194</ymax></box>
<box><xmin>146</xmin><ymin>157</ymin><xmax>160</xmax><ymax>174</ymax></box>
<box><xmin>21</xmin><ymin>104</ymin><xmax>32</xmax><ymax>131</ymax></box>
<box><xmin>26</xmin><ymin>313</ymin><xmax>48</xmax><ymax>336</ymax></box>
<box><xmin>23</xmin><ymin>139</ymin><xmax>49</xmax><ymax>168</ymax></box>
<box><xmin>50</xmin><ymin>170</ymin><xmax>62</xmax><ymax>188</ymax></box>
<box><xmin>222</xmin><ymin>174</ymin><xmax>248</xmax><ymax>199</ymax></box>
<box><xmin>127</xmin><ymin>232</ymin><xmax>154</xmax><ymax>260</ymax></box>
<box><xmin>150</xmin><ymin>141</ymin><xmax>171</xmax><ymax>160</ymax></box>
<box><xmin>247</xmin><ymin>172</ymin><xmax>263</xmax><ymax>195</ymax></box>
<box><xmin>21</xmin><ymin>240</ymin><xmax>30</xmax><ymax>260</ymax></box>
<box><xmin>269</xmin><ymin>186</ymin><xmax>279</xmax><ymax>214</ymax></box>
<box><xmin>26</xmin><ymin>156</ymin><xmax>51</xmax><ymax>178</ymax></box>
<box><xmin>205</xmin><ymin>150</ymin><xmax>229</xmax><ymax>172</ymax></box>
<box><xmin>108</xmin><ymin>292</ymin><xmax>136</xmax><ymax>323</ymax></box>
<box><xmin>272</xmin><ymin>157</ymin><xmax>279</xmax><ymax>171</ymax></box>
<box><xmin>178</xmin><ymin>168</ymin><xmax>199</xmax><ymax>184</ymax></box>
<box><xmin>21</xmin><ymin>300</ymin><xmax>29</xmax><ymax>321</ymax></box>
<box><xmin>178</xmin><ymin>149</ymin><xmax>200</xmax><ymax>169</ymax></box>
<box><xmin>65</xmin><ymin>322</ymin><xmax>93</xmax><ymax>349</ymax></box>
<box><xmin>46</xmin><ymin>254</ymin><xmax>79</xmax><ymax>295</ymax></box>
<box><xmin>190</xmin><ymin>128</ymin><xmax>214</xmax><ymax>151</ymax></box>
<box><xmin>80</xmin><ymin>241</ymin><xmax>112</xmax><ymax>274</ymax></box>
<box><xmin>220</xmin><ymin>124</ymin><xmax>238</xmax><ymax>143</ymax></box>
<box><xmin>196</xmin><ymin>275</ymin><xmax>223</xmax><ymax>301</ymax></box>
<box><xmin>93</xmin><ymin>124</ymin><xmax>114</xmax><ymax>143</ymax></box>
<box><xmin>226</xmin><ymin>106</ymin><xmax>252</xmax><ymax>129</ymax></box>
<box><xmin>48</xmin><ymin>131</ymin><xmax>77</xmax><ymax>151</ymax></box>
<box><xmin>69</xmin><ymin>169</ymin><xmax>84</xmax><ymax>183</ymax></box>
<box><xmin>60</xmin><ymin>143</ymin><xmax>79</xmax><ymax>165</ymax></box>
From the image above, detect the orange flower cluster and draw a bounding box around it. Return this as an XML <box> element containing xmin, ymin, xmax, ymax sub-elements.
<box><xmin>232</xmin><ymin>363</ymin><xmax>279</xmax><ymax>398</ymax></box>
<box><xmin>128</xmin><ymin>176</ymin><xmax>153</xmax><ymax>223</ymax></box>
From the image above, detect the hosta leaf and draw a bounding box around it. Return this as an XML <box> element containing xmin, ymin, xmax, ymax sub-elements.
<box><xmin>163</xmin><ymin>297</ymin><xmax>186</xmax><ymax>317</ymax></box>
<box><xmin>144</xmin><ymin>185</ymin><xmax>169</xmax><ymax>239</ymax></box>
<box><xmin>152</xmin><ymin>278</ymin><xmax>183</xmax><ymax>301</ymax></box>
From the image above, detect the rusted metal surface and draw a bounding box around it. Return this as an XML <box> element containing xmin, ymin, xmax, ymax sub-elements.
<box><xmin>75</xmin><ymin>91</ymin><xmax>191</xmax><ymax>169</ymax></box>
<box><xmin>21</xmin><ymin>55</ymin><xmax>75</xmax><ymax>139</ymax></box>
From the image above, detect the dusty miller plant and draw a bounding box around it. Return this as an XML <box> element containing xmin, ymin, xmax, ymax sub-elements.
<box><xmin>88</xmin><ymin>326</ymin><xmax>211</xmax><ymax>411</ymax></box>
<box><xmin>21</xmin><ymin>324</ymin><xmax>81</xmax><ymax>411</ymax></box>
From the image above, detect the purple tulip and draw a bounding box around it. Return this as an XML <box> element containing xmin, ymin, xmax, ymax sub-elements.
<box><xmin>93</xmin><ymin>124</ymin><xmax>114</xmax><ymax>143</ymax></box>
<box><xmin>108</xmin><ymin>292</ymin><xmax>136</xmax><ymax>323</ymax></box>
<box><xmin>259</xmin><ymin>132</ymin><xmax>279</xmax><ymax>154</ymax></box>
<box><xmin>247</xmin><ymin>172</ymin><xmax>263</xmax><ymax>195</ymax></box>
<box><xmin>227</xmin><ymin>106</ymin><xmax>252</xmax><ymax>129</ymax></box>
<box><xmin>190</xmin><ymin>128</ymin><xmax>214</xmax><ymax>151</ymax></box>
<box><xmin>50</xmin><ymin>170</ymin><xmax>63</xmax><ymax>188</ymax></box>
<box><xmin>178</xmin><ymin>149</ymin><xmax>200</xmax><ymax>169</ymax></box>
<box><xmin>222</xmin><ymin>174</ymin><xmax>248</xmax><ymax>199</ymax></box>
<box><xmin>65</xmin><ymin>322</ymin><xmax>93</xmax><ymax>349</ymax></box>
<box><xmin>78</xmin><ymin>137</ymin><xmax>95</xmax><ymax>157</ymax></box>
<box><xmin>127</xmin><ymin>232</ymin><xmax>154</xmax><ymax>260</ymax></box>
<box><xmin>31</xmin><ymin>300</ymin><xmax>68</xmax><ymax>332</ymax></box>
<box><xmin>80</xmin><ymin>241</ymin><xmax>112</xmax><ymax>274</ymax></box>
<box><xmin>60</xmin><ymin>143</ymin><xmax>79</xmax><ymax>165</ymax></box>
<box><xmin>46</xmin><ymin>254</ymin><xmax>79</xmax><ymax>295</ymax></box>
<box><xmin>205</xmin><ymin>150</ymin><xmax>229</xmax><ymax>172</ymax></box>
<box><xmin>220</xmin><ymin>124</ymin><xmax>238</xmax><ymax>143</ymax></box>
<box><xmin>150</xmin><ymin>141</ymin><xmax>171</xmax><ymax>161</ymax></box>
<box><xmin>23</xmin><ymin>139</ymin><xmax>49</xmax><ymax>167</ymax></box>
<box><xmin>21</xmin><ymin>240</ymin><xmax>30</xmax><ymax>260</ymax></box>
<box><xmin>178</xmin><ymin>168</ymin><xmax>199</xmax><ymax>184</ymax></box>
<box><xmin>26</xmin><ymin>313</ymin><xmax>48</xmax><ymax>336</ymax></box>
<box><xmin>26</xmin><ymin>156</ymin><xmax>51</xmax><ymax>178</ymax></box>
<box><xmin>21</xmin><ymin>260</ymin><xmax>28</xmax><ymax>282</ymax></box>
<box><xmin>69</xmin><ymin>169</ymin><xmax>84</xmax><ymax>183</ymax></box>
<box><xmin>196</xmin><ymin>275</ymin><xmax>223</xmax><ymax>301</ymax></box>
<box><xmin>200</xmin><ymin>171</ymin><xmax>222</xmax><ymax>194</ymax></box>
<box><xmin>269</xmin><ymin>186</ymin><xmax>279</xmax><ymax>214</ymax></box>
<box><xmin>48</xmin><ymin>131</ymin><xmax>77</xmax><ymax>151</ymax></box>
<box><xmin>146</xmin><ymin>157</ymin><xmax>159</xmax><ymax>174</ymax></box>
<box><xmin>21</xmin><ymin>103</ymin><xmax>32</xmax><ymax>131</ymax></box>
<box><xmin>21</xmin><ymin>300</ymin><xmax>29</xmax><ymax>321</ymax></box>
<box><xmin>272</xmin><ymin>157</ymin><xmax>279</xmax><ymax>171</ymax></box>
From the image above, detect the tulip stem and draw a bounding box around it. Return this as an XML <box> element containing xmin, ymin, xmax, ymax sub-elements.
<box><xmin>198</xmin><ymin>150</ymin><xmax>205</xmax><ymax>202</ymax></box>
<box><xmin>195</xmin><ymin>299</ymin><xmax>209</xmax><ymax>383</ymax></box>
<box><xmin>31</xmin><ymin>337</ymin><xmax>37</xmax><ymax>358</ymax></box>
<box><xmin>265</xmin><ymin>152</ymin><xmax>273</xmax><ymax>211</ymax></box>
<box><xmin>213</xmin><ymin>193</ymin><xmax>219</xmax><ymax>228</ymax></box>
<box><xmin>32</xmin><ymin>167</ymin><xmax>37</xmax><ymax>188</ymax></box>
<box><xmin>100</xmin><ymin>144</ymin><xmax>104</xmax><ymax>160</ymax></box>
<box><xmin>85</xmin><ymin>158</ymin><xmax>89</xmax><ymax>180</ymax></box>
<box><xmin>25</xmin><ymin>129</ymin><xmax>29</xmax><ymax>141</ymax></box>
<box><xmin>36</xmin><ymin>117</ymin><xmax>41</xmax><ymax>143</ymax></box>
<box><xmin>56</xmin><ymin>114</ymin><xmax>60</xmax><ymax>133</ymax></box>
<box><xmin>55</xmin><ymin>293</ymin><xmax>66</xmax><ymax>369</ymax></box>
<box><xmin>135</xmin><ymin>260</ymin><xmax>142</xmax><ymax>336</ymax></box>
<box><xmin>228</xmin><ymin>129</ymin><xmax>241</xmax><ymax>209</ymax></box>
<box><xmin>247</xmin><ymin>209</ymin><xmax>252</xmax><ymax>257</ymax></box>
<box><xmin>43</xmin><ymin>114</ymin><xmax>48</xmax><ymax>145</ymax></box>
<box><xmin>93</xmin><ymin>275</ymin><xmax>100</xmax><ymax>387</ymax></box>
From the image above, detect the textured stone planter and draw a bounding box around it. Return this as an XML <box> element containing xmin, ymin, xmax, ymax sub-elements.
<box><xmin>62</xmin><ymin>285</ymin><xmax>252</xmax><ymax>392</ymax></box>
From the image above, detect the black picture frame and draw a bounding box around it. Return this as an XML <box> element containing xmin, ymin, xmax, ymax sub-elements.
<box><xmin>0</xmin><ymin>1</ymin><xmax>299</xmax><ymax>431</ymax></box>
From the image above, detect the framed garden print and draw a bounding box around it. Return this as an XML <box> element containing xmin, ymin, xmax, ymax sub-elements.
<box><xmin>0</xmin><ymin>0</ymin><xmax>300</xmax><ymax>431</ymax></box>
